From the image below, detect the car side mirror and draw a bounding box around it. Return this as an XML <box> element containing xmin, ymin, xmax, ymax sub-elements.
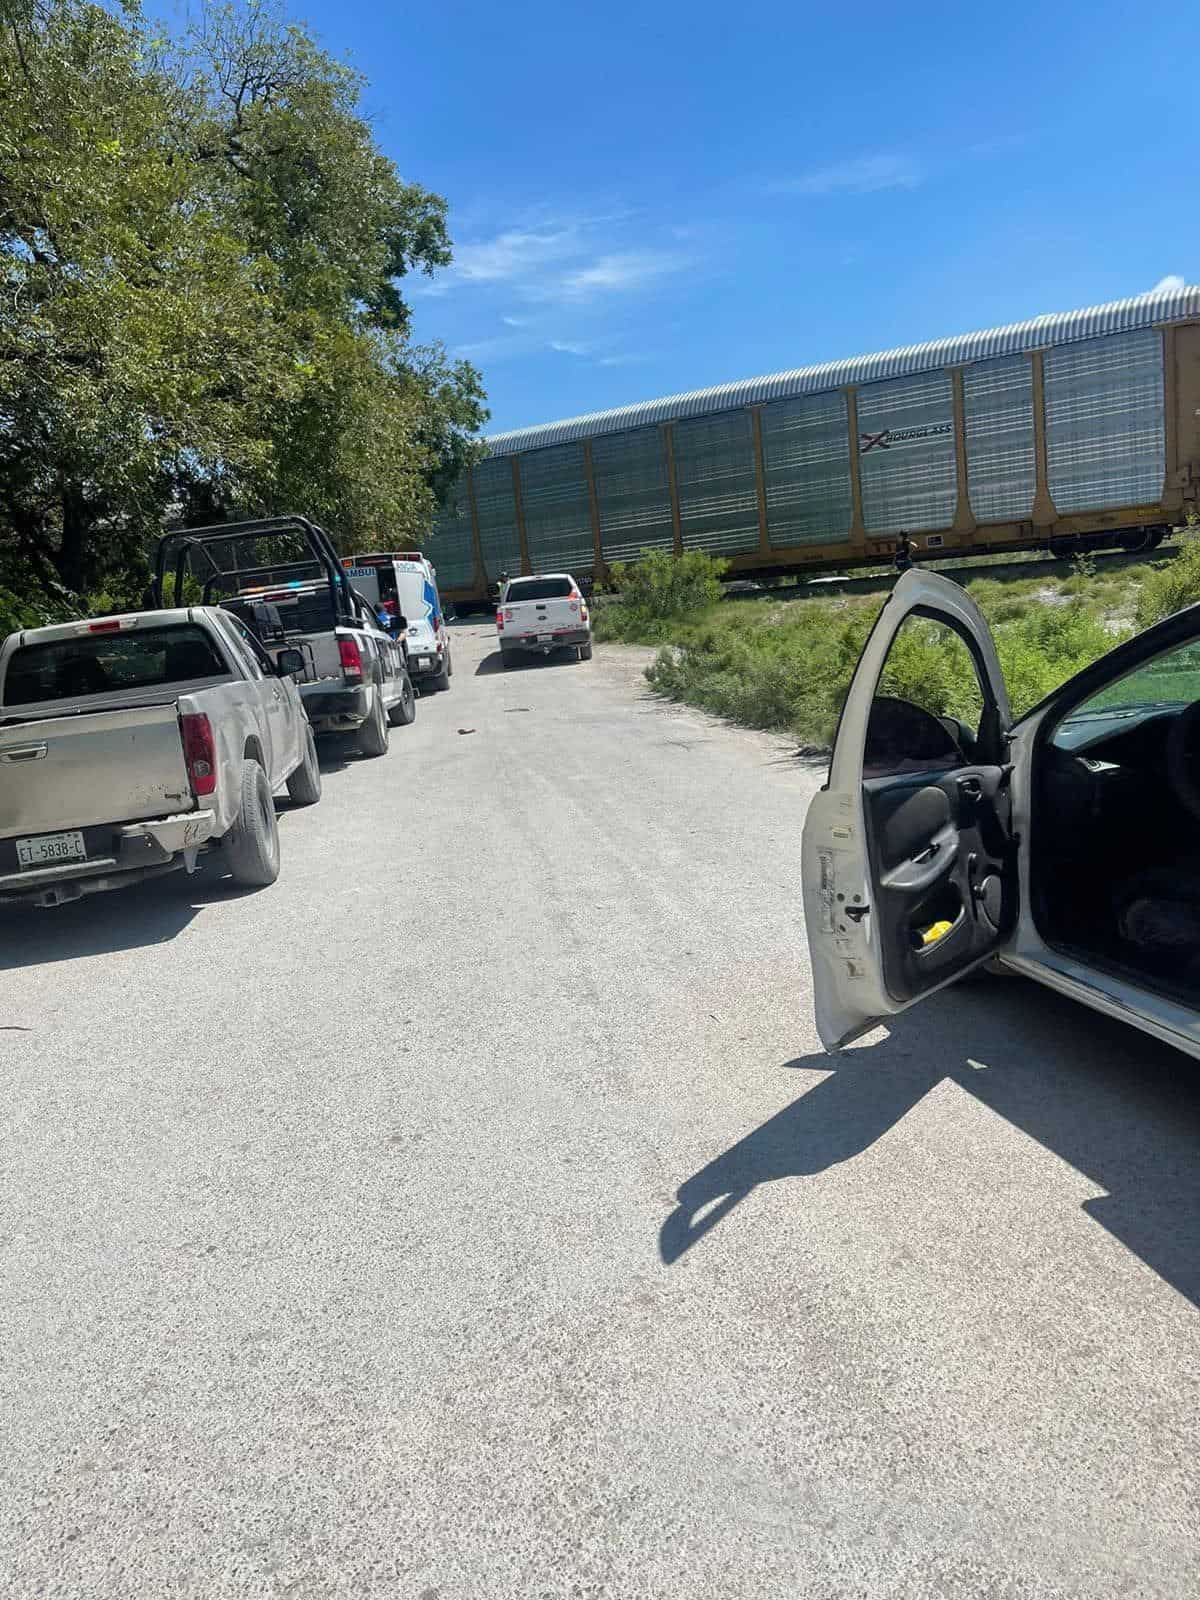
<box><xmin>276</xmin><ymin>647</ymin><xmax>305</xmax><ymax>678</ymax></box>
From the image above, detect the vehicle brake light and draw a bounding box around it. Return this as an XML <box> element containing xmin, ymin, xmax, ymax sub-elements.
<box><xmin>180</xmin><ymin>713</ymin><xmax>217</xmax><ymax>797</ymax></box>
<box><xmin>497</xmin><ymin>609</ymin><xmax>509</xmax><ymax>632</ymax></box>
<box><xmin>86</xmin><ymin>619</ymin><xmax>123</xmax><ymax>634</ymax></box>
<box><xmin>338</xmin><ymin>637</ymin><xmax>363</xmax><ymax>680</ymax></box>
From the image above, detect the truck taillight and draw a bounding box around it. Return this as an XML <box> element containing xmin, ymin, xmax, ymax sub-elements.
<box><xmin>338</xmin><ymin>637</ymin><xmax>363</xmax><ymax>680</ymax></box>
<box><xmin>497</xmin><ymin>609</ymin><xmax>510</xmax><ymax>632</ymax></box>
<box><xmin>180</xmin><ymin>713</ymin><xmax>217</xmax><ymax>797</ymax></box>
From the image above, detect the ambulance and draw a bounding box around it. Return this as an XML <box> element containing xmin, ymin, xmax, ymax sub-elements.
<box><xmin>343</xmin><ymin>551</ymin><xmax>452</xmax><ymax>692</ymax></box>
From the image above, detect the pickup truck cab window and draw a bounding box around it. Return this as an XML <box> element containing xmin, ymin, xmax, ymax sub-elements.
<box><xmin>3</xmin><ymin>623</ymin><xmax>229</xmax><ymax>706</ymax></box>
<box><xmin>505</xmin><ymin>577</ymin><xmax>573</xmax><ymax>602</ymax></box>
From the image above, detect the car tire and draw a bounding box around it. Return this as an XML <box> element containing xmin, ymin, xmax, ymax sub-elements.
<box><xmin>285</xmin><ymin>724</ymin><xmax>322</xmax><ymax>805</ymax></box>
<box><xmin>387</xmin><ymin>673</ymin><xmax>417</xmax><ymax>726</ymax></box>
<box><xmin>578</xmin><ymin>639</ymin><xmax>593</xmax><ymax>661</ymax></box>
<box><xmin>224</xmin><ymin>760</ymin><xmax>281</xmax><ymax>887</ymax></box>
<box><xmin>357</xmin><ymin>688</ymin><xmax>389</xmax><ymax>757</ymax></box>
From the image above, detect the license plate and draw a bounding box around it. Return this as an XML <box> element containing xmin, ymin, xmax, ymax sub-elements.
<box><xmin>537</xmin><ymin>633</ymin><xmax>554</xmax><ymax>642</ymax></box>
<box><xmin>16</xmin><ymin>830</ymin><xmax>87</xmax><ymax>870</ymax></box>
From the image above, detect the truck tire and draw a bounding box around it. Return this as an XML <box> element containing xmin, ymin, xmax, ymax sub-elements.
<box><xmin>387</xmin><ymin>672</ymin><xmax>417</xmax><ymax>726</ymax></box>
<box><xmin>357</xmin><ymin>688</ymin><xmax>389</xmax><ymax>756</ymax></box>
<box><xmin>285</xmin><ymin>724</ymin><xmax>322</xmax><ymax>806</ymax></box>
<box><xmin>578</xmin><ymin>639</ymin><xmax>593</xmax><ymax>661</ymax></box>
<box><xmin>225</xmin><ymin>761</ymin><xmax>281</xmax><ymax>887</ymax></box>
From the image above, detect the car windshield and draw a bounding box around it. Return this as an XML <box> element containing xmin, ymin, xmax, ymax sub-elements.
<box><xmin>506</xmin><ymin>577</ymin><xmax>572</xmax><ymax>601</ymax></box>
<box><xmin>1062</xmin><ymin>637</ymin><xmax>1200</xmax><ymax>721</ymax></box>
<box><xmin>3</xmin><ymin>624</ymin><xmax>229</xmax><ymax>706</ymax></box>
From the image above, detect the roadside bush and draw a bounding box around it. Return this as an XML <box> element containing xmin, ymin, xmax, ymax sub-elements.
<box><xmin>1134</xmin><ymin>533</ymin><xmax>1200</xmax><ymax>628</ymax></box>
<box><xmin>595</xmin><ymin>549</ymin><xmax>729</xmax><ymax>642</ymax></box>
<box><xmin>994</xmin><ymin>601</ymin><xmax>1128</xmax><ymax>716</ymax></box>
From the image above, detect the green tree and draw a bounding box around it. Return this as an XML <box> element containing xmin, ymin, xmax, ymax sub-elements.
<box><xmin>174</xmin><ymin>1</ymin><xmax>488</xmax><ymax>542</ymax></box>
<box><xmin>0</xmin><ymin>0</ymin><xmax>487</xmax><ymax>619</ymax></box>
<box><xmin>0</xmin><ymin>0</ymin><xmax>287</xmax><ymax>599</ymax></box>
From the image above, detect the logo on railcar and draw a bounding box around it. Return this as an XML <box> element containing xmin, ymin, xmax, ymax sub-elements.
<box><xmin>859</xmin><ymin>422</ymin><xmax>952</xmax><ymax>453</ymax></box>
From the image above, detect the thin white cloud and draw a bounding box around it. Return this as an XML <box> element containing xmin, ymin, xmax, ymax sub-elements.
<box><xmin>501</xmin><ymin>314</ymin><xmax>530</xmax><ymax>327</ymax></box>
<box><xmin>598</xmin><ymin>352</ymin><xmax>652</xmax><ymax>367</ymax></box>
<box><xmin>1150</xmin><ymin>273</ymin><xmax>1186</xmax><ymax>294</ymax></box>
<box><xmin>451</xmin><ymin>226</ymin><xmax>578</xmax><ymax>285</ymax></box>
<box><xmin>774</xmin><ymin>153</ymin><xmax>922</xmax><ymax>197</ymax></box>
<box><xmin>452</xmin><ymin>333</ymin><xmax>530</xmax><ymax>362</ymax></box>
<box><xmin>548</xmin><ymin>339</ymin><xmax>592</xmax><ymax>356</ymax></box>
<box><xmin>965</xmin><ymin>133</ymin><xmax>1028</xmax><ymax>159</ymax></box>
<box><xmin>555</xmin><ymin>250</ymin><xmax>686</xmax><ymax>301</ymax></box>
<box><xmin>430</xmin><ymin>210</ymin><xmax>694</xmax><ymax>307</ymax></box>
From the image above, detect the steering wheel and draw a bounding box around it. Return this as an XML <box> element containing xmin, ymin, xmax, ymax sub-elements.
<box><xmin>1166</xmin><ymin>700</ymin><xmax>1200</xmax><ymax>822</ymax></box>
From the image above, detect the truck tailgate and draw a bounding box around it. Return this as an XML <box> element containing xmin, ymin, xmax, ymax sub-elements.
<box><xmin>507</xmin><ymin>597</ymin><xmax>581</xmax><ymax>636</ymax></box>
<box><xmin>0</xmin><ymin>704</ymin><xmax>193</xmax><ymax>838</ymax></box>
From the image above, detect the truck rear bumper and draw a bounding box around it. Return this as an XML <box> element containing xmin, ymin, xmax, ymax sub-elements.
<box><xmin>301</xmin><ymin>681</ymin><xmax>370</xmax><ymax>729</ymax></box>
<box><xmin>408</xmin><ymin>651</ymin><xmax>446</xmax><ymax>680</ymax></box>
<box><xmin>0</xmin><ymin>810</ymin><xmax>216</xmax><ymax>905</ymax></box>
<box><xmin>505</xmin><ymin>629</ymin><xmax>590</xmax><ymax>652</ymax></box>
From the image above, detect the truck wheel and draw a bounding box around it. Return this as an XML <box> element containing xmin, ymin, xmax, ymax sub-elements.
<box><xmin>578</xmin><ymin>639</ymin><xmax>593</xmax><ymax>661</ymax></box>
<box><xmin>387</xmin><ymin>673</ymin><xmax>417</xmax><ymax>726</ymax></box>
<box><xmin>357</xmin><ymin>688</ymin><xmax>390</xmax><ymax>756</ymax></box>
<box><xmin>225</xmin><ymin>761</ymin><xmax>280</xmax><ymax>887</ymax></box>
<box><xmin>286</xmin><ymin>724</ymin><xmax>322</xmax><ymax>805</ymax></box>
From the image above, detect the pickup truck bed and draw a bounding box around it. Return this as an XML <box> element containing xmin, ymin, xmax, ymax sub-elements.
<box><xmin>0</xmin><ymin>608</ymin><xmax>317</xmax><ymax>908</ymax></box>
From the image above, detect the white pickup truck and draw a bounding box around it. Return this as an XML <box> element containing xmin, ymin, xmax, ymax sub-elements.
<box><xmin>496</xmin><ymin>574</ymin><xmax>593</xmax><ymax>667</ymax></box>
<box><xmin>0</xmin><ymin>607</ymin><xmax>322</xmax><ymax>909</ymax></box>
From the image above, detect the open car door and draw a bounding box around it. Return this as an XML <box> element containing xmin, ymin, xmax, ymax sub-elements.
<box><xmin>802</xmin><ymin>570</ymin><xmax>1018</xmax><ymax>1051</ymax></box>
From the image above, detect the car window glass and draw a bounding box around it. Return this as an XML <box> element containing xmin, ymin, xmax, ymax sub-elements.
<box><xmin>1058</xmin><ymin>636</ymin><xmax>1200</xmax><ymax>729</ymax></box>
<box><xmin>506</xmin><ymin>577</ymin><xmax>573</xmax><ymax>601</ymax></box>
<box><xmin>220</xmin><ymin>615</ymin><xmax>270</xmax><ymax>679</ymax></box>
<box><xmin>4</xmin><ymin>624</ymin><xmax>228</xmax><ymax>706</ymax></box>
<box><xmin>864</xmin><ymin>615</ymin><xmax>986</xmax><ymax>777</ymax></box>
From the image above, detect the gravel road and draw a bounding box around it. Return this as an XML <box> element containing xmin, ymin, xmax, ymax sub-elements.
<box><xmin>3</xmin><ymin>622</ymin><xmax>1199</xmax><ymax>1598</ymax></box>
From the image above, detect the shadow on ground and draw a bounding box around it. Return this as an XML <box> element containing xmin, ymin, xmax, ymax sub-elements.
<box><xmin>0</xmin><ymin>865</ymin><xmax>256</xmax><ymax>970</ymax></box>
<box><xmin>0</xmin><ymin>792</ymin><xmax>324</xmax><ymax>970</ymax></box>
<box><xmin>660</xmin><ymin>979</ymin><xmax>1200</xmax><ymax>1308</ymax></box>
<box><xmin>475</xmin><ymin>648</ymin><xmax>584</xmax><ymax>676</ymax></box>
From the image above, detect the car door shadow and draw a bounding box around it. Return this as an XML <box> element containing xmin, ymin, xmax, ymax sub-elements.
<box><xmin>660</xmin><ymin>981</ymin><xmax>1200</xmax><ymax>1307</ymax></box>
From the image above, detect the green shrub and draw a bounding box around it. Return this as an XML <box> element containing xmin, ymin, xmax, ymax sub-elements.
<box><xmin>1134</xmin><ymin>534</ymin><xmax>1200</xmax><ymax>628</ymax></box>
<box><xmin>596</xmin><ymin>549</ymin><xmax>729</xmax><ymax>642</ymax></box>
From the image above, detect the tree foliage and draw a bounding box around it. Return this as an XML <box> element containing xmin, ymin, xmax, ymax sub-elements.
<box><xmin>0</xmin><ymin>0</ymin><xmax>486</xmax><ymax>617</ymax></box>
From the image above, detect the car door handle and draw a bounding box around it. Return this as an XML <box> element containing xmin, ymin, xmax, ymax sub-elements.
<box><xmin>1</xmin><ymin>743</ymin><xmax>47</xmax><ymax>762</ymax></box>
<box><xmin>912</xmin><ymin>840</ymin><xmax>941</xmax><ymax>864</ymax></box>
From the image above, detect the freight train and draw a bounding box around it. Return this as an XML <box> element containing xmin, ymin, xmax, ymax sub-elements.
<box><xmin>426</xmin><ymin>286</ymin><xmax>1200</xmax><ymax>606</ymax></box>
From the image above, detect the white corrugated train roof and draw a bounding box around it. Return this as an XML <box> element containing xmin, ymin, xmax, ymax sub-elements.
<box><xmin>484</xmin><ymin>286</ymin><xmax>1200</xmax><ymax>458</ymax></box>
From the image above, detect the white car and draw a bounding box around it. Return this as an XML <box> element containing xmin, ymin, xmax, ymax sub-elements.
<box><xmin>802</xmin><ymin>570</ymin><xmax>1200</xmax><ymax>1061</ymax></box>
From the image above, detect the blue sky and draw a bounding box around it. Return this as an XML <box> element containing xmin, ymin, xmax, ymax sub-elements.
<box><xmin>294</xmin><ymin>0</ymin><xmax>1192</xmax><ymax>436</ymax></box>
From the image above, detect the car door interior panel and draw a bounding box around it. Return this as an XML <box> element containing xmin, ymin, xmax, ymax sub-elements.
<box><xmin>864</xmin><ymin>762</ymin><xmax>1014</xmax><ymax>1007</ymax></box>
